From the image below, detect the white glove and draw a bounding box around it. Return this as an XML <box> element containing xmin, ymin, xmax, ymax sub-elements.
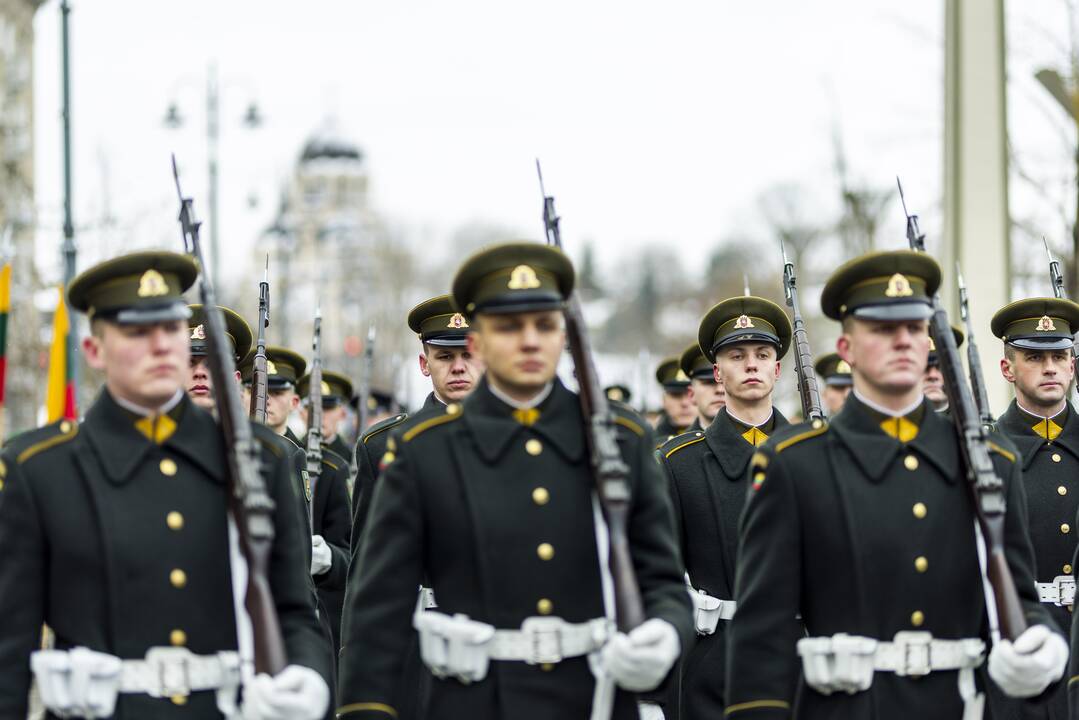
<box><xmin>31</xmin><ymin>647</ymin><xmax>122</xmax><ymax>719</ymax></box>
<box><xmin>988</xmin><ymin>624</ymin><xmax>1068</xmax><ymax>698</ymax></box>
<box><xmin>310</xmin><ymin>535</ymin><xmax>331</xmax><ymax>576</ymax></box>
<box><xmin>600</xmin><ymin>619</ymin><xmax>680</xmax><ymax>692</ymax></box>
<box><xmin>638</xmin><ymin>700</ymin><xmax>666</xmax><ymax>720</ymax></box>
<box><xmin>241</xmin><ymin>665</ymin><xmax>329</xmax><ymax>720</ymax></box>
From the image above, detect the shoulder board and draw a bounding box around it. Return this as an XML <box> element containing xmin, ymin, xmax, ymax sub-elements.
<box><xmin>988</xmin><ymin>441</ymin><xmax>1016</xmax><ymax>464</ymax></box>
<box><xmin>402</xmin><ymin>406</ymin><xmax>462</xmax><ymax>443</ymax></box>
<box><xmin>613</xmin><ymin>415</ymin><xmax>645</xmax><ymax>437</ymax></box>
<box><xmin>322</xmin><ymin>456</ymin><xmax>340</xmax><ymax>471</ymax></box>
<box><xmin>774</xmin><ymin>422</ymin><xmax>828</xmax><ymax>454</ymax></box>
<box><xmin>250</xmin><ymin>424</ymin><xmax>288</xmax><ymax>458</ymax></box>
<box><xmin>362</xmin><ymin>413</ymin><xmax>409</xmax><ymax>445</ymax></box>
<box><xmin>661</xmin><ymin>430</ymin><xmax>707</xmax><ymax>459</ymax></box>
<box><xmin>16</xmin><ymin>419</ymin><xmax>80</xmax><ymax>464</ymax></box>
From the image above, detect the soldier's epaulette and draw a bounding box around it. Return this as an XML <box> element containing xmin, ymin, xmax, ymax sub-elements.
<box><xmin>361</xmin><ymin>413</ymin><xmax>408</xmax><ymax>445</ymax></box>
<box><xmin>987</xmin><ymin>441</ymin><xmax>1016</xmax><ymax>464</ymax></box>
<box><xmin>250</xmin><ymin>424</ymin><xmax>287</xmax><ymax>458</ymax></box>
<box><xmin>609</xmin><ymin>405</ymin><xmax>647</xmax><ymax>437</ymax></box>
<box><xmin>13</xmin><ymin>418</ymin><xmax>79</xmax><ymax>464</ymax></box>
<box><xmin>322</xmin><ymin>457</ymin><xmax>340</xmax><ymax>471</ymax></box>
<box><xmin>773</xmin><ymin>420</ymin><xmax>828</xmax><ymax>454</ymax></box>
<box><xmin>401</xmin><ymin>403</ymin><xmax>462</xmax><ymax>443</ymax></box>
<box><xmin>660</xmin><ymin>429</ymin><xmax>707</xmax><ymax>459</ymax></box>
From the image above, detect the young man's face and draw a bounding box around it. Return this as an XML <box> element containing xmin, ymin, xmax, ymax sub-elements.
<box><xmin>322</xmin><ymin>403</ymin><xmax>347</xmax><ymax>437</ymax></box>
<box><xmin>662</xmin><ymin>389</ymin><xmax>697</xmax><ymax>428</ymax></box>
<box><xmin>923</xmin><ymin>364</ymin><xmax>947</xmax><ymax>404</ymax></box>
<box><xmin>838</xmin><ymin>318</ymin><xmax>929</xmax><ymax>396</ymax></box>
<box><xmin>186</xmin><ymin>356</ymin><xmax>215</xmax><ymax>410</ymax></box>
<box><xmin>83</xmin><ymin>319</ymin><xmax>188</xmax><ymax>408</ymax></box>
<box><xmin>266</xmin><ymin>386</ymin><xmax>299</xmax><ymax>432</ymax></box>
<box><xmin>468</xmin><ymin>310</ymin><xmax>564</xmax><ymax>397</ymax></box>
<box><xmin>689</xmin><ymin>377</ymin><xmax>725</xmax><ymax>422</ymax></box>
<box><xmin>715</xmin><ymin>342</ymin><xmax>779</xmax><ymax>404</ymax></box>
<box><xmin>419</xmin><ymin>345</ymin><xmax>484</xmax><ymax>402</ymax></box>
<box><xmin>1001</xmin><ymin>346</ymin><xmax>1074</xmax><ymax>410</ymax></box>
<box><xmin>822</xmin><ymin>384</ymin><xmax>851</xmax><ymax>415</ymax></box>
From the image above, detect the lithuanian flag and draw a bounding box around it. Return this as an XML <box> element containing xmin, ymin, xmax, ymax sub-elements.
<box><xmin>0</xmin><ymin>263</ymin><xmax>9</xmax><ymax>411</ymax></box>
<box><xmin>45</xmin><ymin>287</ymin><xmax>76</xmax><ymax>422</ymax></box>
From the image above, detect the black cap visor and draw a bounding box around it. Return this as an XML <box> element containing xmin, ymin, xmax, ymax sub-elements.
<box><xmin>106</xmin><ymin>301</ymin><xmax>192</xmax><ymax>326</ymax></box>
<box><xmin>850</xmin><ymin>301</ymin><xmax>933</xmax><ymax>322</ymax></box>
<box><xmin>825</xmin><ymin>376</ymin><xmax>854</xmax><ymax>387</ymax></box>
<box><xmin>472</xmin><ymin>291</ymin><xmax>564</xmax><ymax>316</ymax></box>
<box><xmin>711</xmin><ymin>329</ymin><xmax>781</xmax><ymax>356</ymax></box>
<box><xmin>423</xmin><ymin>333</ymin><xmax>470</xmax><ymax>348</ymax></box>
<box><xmin>1007</xmin><ymin>336</ymin><xmax>1077</xmax><ymax>352</ymax></box>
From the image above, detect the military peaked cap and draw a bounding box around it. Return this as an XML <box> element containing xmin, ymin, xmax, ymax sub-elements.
<box><xmin>187</xmin><ymin>304</ymin><xmax>253</xmax><ymax>362</ymax></box>
<box><xmin>814</xmin><ymin>352</ymin><xmax>853</xmax><ymax>387</ymax></box>
<box><xmin>240</xmin><ymin>346</ymin><xmax>307</xmax><ymax>389</ymax></box>
<box><xmin>991</xmin><ymin>297</ymin><xmax>1079</xmax><ymax>351</ymax></box>
<box><xmin>679</xmin><ymin>342</ymin><xmax>714</xmax><ymax>380</ymax></box>
<box><xmin>452</xmin><ymin>242</ymin><xmax>574</xmax><ymax>316</ymax></box>
<box><xmin>407</xmin><ymin>295</ymin><xmax>470</xmax><ymax>347</ymax></box>
<box><xmin>68</xmin><ymin>250</ymin><xmax>198</xmax><ymax>324</ymax></box>
<box><xmin>298</xmin><ymin>370</ymin><xmax>354</xmax><ymax>406</ymax></box>
<box><xmin>697</xmin><ymin>296</ymin><xmax>792</xmax><ymax>362</ymax></box>
<box><xmin>821</xmin><ymin>250</ymin><xmax>940</xmax><ymax>321</ymax></box>
<box><xmin>655</xmin><ymin>357</ymin><xmax>690</xmax><ymax>391</ymax></box>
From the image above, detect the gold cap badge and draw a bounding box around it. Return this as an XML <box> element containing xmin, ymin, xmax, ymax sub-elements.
<box><xmin>885</xmin><ymin>273</ymin><xmax>913</xmax><ymax>298</ymax></box>
<box><xmin>507</xmin><ymin>265</ymin><xmax>541</xmax><ymax>290</ymax></box>
<box><xmin>734</xmin><ymin>314</ymin><xmax>754</xmax><ymax>329</ymax></box>
<box><xmin>607</xmin><ymin>388</ymin><xmax>624</xmax><ymax>401</ymax></box>
<box><xmin>137</xmin><ymin>269</ymin><xmax>169</xmax><ymax>298</ymax></box>
<box><xmin>447</xmin><ymin>312</ymin><xmax>469</xmax><ymax>329</ymax></box>
<box><xmin>265</xmin><ymin>360</ymin><xmax>277</xmax><ymax>375</ymax></box>
<box><xmin>1037</xmin><ymin>315</ymin><xmax>1057</xmax><ymax>332</ymax></box>
<box><xmin>675</xmin><ymin>369</ymin><xmax>689</xmax><ymax>382</ymax></box>
<box><xmin>190</xmin><ymin>324</ymin><xmax>206</xmax><ymax>340</ymax></box>
<box><xmin>320</xmin><ymin>381</ymin><xmax>331</xmax><ymax>395</ymax></box>
<box><xmin>928</xmin><ymin>337</ymin><xmax>936</xmax><ymax>351</ymax></box>
<box><xmin>836</xmin><ymin>360</ymin><xmax>851</xmax><ymax>373</ymax></box>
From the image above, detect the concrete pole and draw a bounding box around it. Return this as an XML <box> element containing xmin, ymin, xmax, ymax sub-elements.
<box><xmin>943</xmin><ymin>0</ymin><xmax>1012</xmax><ymax>415</ymax></box>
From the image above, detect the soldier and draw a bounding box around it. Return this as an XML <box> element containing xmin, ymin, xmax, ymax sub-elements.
<box><xmin>924</xmin><ymin>325</ymin><xmax>965</xmax><ymax>413</ymax></box>
<box><xmin>300</xmin><ymin>370</ymin><xmax>355</xmax><ymax>461</ymax></box>
<box><xmin>679</xmin><ymin>341</ymin><xmax>726</xmax><ymax>431</ymax></box>
<box><xmin>989</xmin><ymin>298</ymin><xmax>1079</xmax><ymax>720</ymax></box>
<box><xmin>337</xmin><ymin>243</ymin><xmax>691</xmax><ymax>719</ymax></box>
<box><xmin>657</xmin><ymin>297</ymin><xmax>792</xmax><ymax>720</ymax></box>
<box><xmin>726</xmin><ymin>250</ymin><xmax>1065</xmax><ymax>720</ymax></box>
<box><xmin>248</xmin><ymin>345</ymin><xmax>310</xmax><ymax>447</ymax></box>
<box><xmin>185</xmin><ymin>304</ymin><xmax>252</xmax><ymax>412</ymax></box>
<box><xmin>0</xmin><ymin>251</ymin><xmax>331</xmax><ymax>719</ymax></box>
<box><xmin>814</xmin><ymin>352</ymin><xmax>852</xmax><ymax>416</ymax></box>
<box><xmin>654</xmin><ymin>357</ymin><xmax>695</xmax><ymax>441</ymax></box>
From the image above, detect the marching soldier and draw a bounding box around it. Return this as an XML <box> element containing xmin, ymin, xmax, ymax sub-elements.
<box><xmin>990</xmin><ymin>298</ymin><xmax>1079</xmax><ymax>719</ymax></box>
<box><xmin>654</xmin><ymin>357</ymin><xmax>695</xmax><ymax>441</ymax></box>
<box><xmin>814</xmin><ymin>352</ymin><xmax>852</xmax><ymax>416</ymax></box>
<box><xmin>726</xmin><ymin>250</ymin><xmax>1064</xmax><ymax>719</ymax></box>
<box><xmin>247</xmin><ymin>345</ymin><xmax>309</xmax><ymax>447</ymax></box>
<box><xmin>301</xmin><ymin>370</ymin><xmax>355</xmax><ymax>462</ymax></box>
<box><xmin>924</xmin><ymin>325</ymin><xmax>965</xmax><ymax>414</ymax></box>
<box><xmin>657</xmin><ymin>297</ymin><xmax>792</xmax><ymax>720</ymax></box>
<box><xmin>0</xmin><ymin>251</ymin><xmax>331</xmax><ymax>718</ymax></box>
<box><xmin>185</xmin><ymin>304</ymin><xmax>252</xmax><ymax>413</ymax></box>
<box><xmin>337</xmin><ymin>243</ymin><xmax>691</xmax><ymax>719</ymax></box>
<box><xmin>679</xmin><ymin>341</ymin><xmax>726</xmax><ymax>431</ymax></box>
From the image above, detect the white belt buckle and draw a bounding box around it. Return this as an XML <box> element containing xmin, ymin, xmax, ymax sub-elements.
<box><xmin>892</xmin><ymin>631</ymin><xmax>932</xmax><ymax>678</ymax></box>
<box><xmin>520</xmin><ymin>617</ymin><xmax>564</xmax><ymax>665</ymax></box>
<box><xmin>1056</xmin><ymin>575</ymin><xmax>1076</xmax><ymax>607</ymax></box>
<box><xmin>143</xmin><ymin>647</ymin><xmax>194</xmax><ymax>698</ymax></box>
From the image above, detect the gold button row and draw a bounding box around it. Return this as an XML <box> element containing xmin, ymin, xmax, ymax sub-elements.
<box><xmin>1059</xmin><ymin>486</ymin><xmax>1068</xmax><ymax>496</ymax></box>
<box><xmin>1052</xmin><ymin>453</ymin><xmax>1062</xmax><ymax>463</ymax></box>
<box><xmin>537</xmin><ymin>543</ymin><xmax>555</xmax><ymax>561</ymax></box>
<box><xmin>912</xmin><ymin>502</ymin><xmax>927</xmax><ymax>519</ymax></box>
<box><xmin>532</xmin><ymin>487</ymin><xmax>550</xmax><ymax>506</ymax></box>
<box><xmin>160</xmin><ymin>458</ymin><xmax>178</xmax><ymax>476</ymax></box>
<box><xmin>525</xmin><ymin>439</ymin><xmax>543</xmax><ymax>456</ymax></box>
<box><xmin>914</xmin><ymin>556</ymin><xmax>928</xmax><ymax>573</ymax></box>
<box><xmin>167</xmin><ymin>511</ymin><xmax>184</xmax><ymax>531</ymax></box>
<box><xmin>904</xmin><ymin>455</ymin><xmax>919</xmax><ymax>471</ymax></box>
<box><xmin>170</xmin><ymin>569</ymin><xmax>187</xmax><ymax>589</ymax></box>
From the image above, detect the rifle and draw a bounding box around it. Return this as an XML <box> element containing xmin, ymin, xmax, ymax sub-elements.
<box><xmin>956</xmin><ymin>264</ymin><xmax>993</xmax><ymax>427</ymax></box>
<box><xmin>357</xmin><ymin>324</ymin><xmax>376</xmax><ymax>434</ymax></box>
<box><xmin>172</xmin><ymin>155</ymin><xmax>287</xmax><ymax>673</ymax></box>
<box><xmin>305</xmin><ymin>306</ymin><xmax>324</xmax><ymax>523</ymax></box>
<box><xmin>1044</xmin><ymin>237</ymin><xmax>1068</xmax><ymax>301</ymax></box>
<box><xmin>249</xmin><ymin>255</ymin><xmax>270</xmax><ymax>422</ymax></box>
<box><xmin>780</xmin><ymin>240</ymin><xmax>824</xmax><ymax>422</ymax></box>
<box><xmin>897</xmin><ymin>178</ymin><xmax>1026</xmax><ymax>641</ymax></box>
<box><xmin>536</xmin><ymin>160</ymin><xmax>644</xmax><ymax>633</ymax></box>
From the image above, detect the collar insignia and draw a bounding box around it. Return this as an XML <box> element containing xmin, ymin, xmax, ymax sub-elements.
<box><xmin>190</xmin><ymin>324</ymin><xmax>206</xmax><ymax>340</ymax></box>
<box><xmin>507</xmin><ymin>264</ymin><xmax>541</xmax><ymax>290</ymax></box>
<box><xmin>1037</xmin><ymin>315</ymin><xmax>1057</xmax><ymax>332</ymax></box>
<box><xmin>137</xmin><ymin>269</ymin><xmax>169</xmax><ymax>298</ymax></box>
<box><xmin>734</xmin><ymin>314</ymin><xmax>754</xmax><ymax>329</ymax></box>
<box><xmin>885</xmin><ymin>273</ymin><xmax>913</xmax><ymax>298</ymax></box>
<box><xmin>447</xmin><ymin>312</ymin><xmax>469</xmax><ymax>329</ymax></box>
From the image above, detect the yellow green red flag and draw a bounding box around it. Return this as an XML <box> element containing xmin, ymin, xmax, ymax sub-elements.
<box><xmin>46</xmin><ymin>286</ymin><xmax>76</xmax><ymax>422</ymax></box>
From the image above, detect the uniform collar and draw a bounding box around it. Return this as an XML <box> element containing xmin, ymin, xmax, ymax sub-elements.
<box><xmin>462</xmin><ymin>377</ymin><xmax>584</xmax><ymax>464</ymax></box>
<box><xmin>831</xmin><ymin>394</ymin><xmax>959</xmax><ymax>483</ymax></box>
<box><xmin>998</xmin><ymin>399</ymin><xmax>1079</xmax><ymax>469</ymax></box>
<box><xmin>1015</xmin><ymin>400</ymin><xmax>1068</xmax><ymax>441</ymax></box>
<box><xmin>423</xmin><ymin>392</ymin><xmax>443</xmax><ymax>410</ymax></box>
<box><xmin>705</xmin><ymin>406</ymin><xmax>786</xmax><ymax>480</ymax></box>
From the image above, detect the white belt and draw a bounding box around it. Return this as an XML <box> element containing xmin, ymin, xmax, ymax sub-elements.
<box><xmin>119</xmin><ymin>647</ymin><xmax>241</xmax><ymax>697</ymax></box>
<box><xmin>419</xmin><ymin>586</ymin><xmax>438</xmax><ymax>610</ymax></box>
<box><xmin>1036</xmin><ymin>576</ymin><xmax>1075</xmax><ymax>607</ymax></box>
<box><xmin>488</xmin><ymin>616</ymin><xmax>611</xmax><ymax>664</ymax></box>
<box><xmin>686</xmin><ymin>578</ymin><xmax>735</xmax><ymax>635</ymax></box>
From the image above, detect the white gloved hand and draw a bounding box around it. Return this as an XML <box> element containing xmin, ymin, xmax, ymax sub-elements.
<box><xmin>310</xmin><ymin>535</ymin><xmax>331</xmax><ymax>576</ymax></box>
<box><xmin>601</xmin><ymin>619</ymin><xmax>681</xmax><ymax>692</ymax></box>
<box><xmin>241</xmin><ymin>665</ymin><xmax>329</xmax><ymax>720</ymax></box>
<box><xmin>638</xmin><ymin>700</ymin><xmax>666</xmax><ymax>720</ymax></box>
<box><xmin>31</xmin><ymin>647</ymin><xmax>122</xmax><ymax>719</ymax></box>
<box><xmin>988</xmin><ymin>625</ymin><xmax>1068</xmax><ymax>698</ymax></box>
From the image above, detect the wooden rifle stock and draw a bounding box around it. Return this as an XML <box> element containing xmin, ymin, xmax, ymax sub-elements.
<box><xmin>173</xmin><ymin>156</ymin><xmax>287</xmax><ymax>672</ymax></box>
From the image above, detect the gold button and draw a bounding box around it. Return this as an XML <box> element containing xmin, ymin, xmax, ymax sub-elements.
<box><xmin>1062</xmin><ymin>524</ymin><xmax>1071</xmax><ymax>534</ymax></box>
<box><xmin>1059</xmin><ymin>486</ymin><xmax>1068</xmax><ymax>496</ymax></box>
<box><xmin>540</xmin><ymin>663</ymin><xmax>555</xmax><ymax>672</ymax></box>
<box><xmin>171</xmin><ymin>695</ymin><xmax>188</xmax><ymax>706</ymax></box>
<box><xmin>912</xmin><ymin>502</ymin><xmax>927</xmax><ymax>519</ymax></box>
<box><xmin>911</xmin><ymin>611</ymin><xmax>925</xmax><ymax>627</ymax></box>
<box><xmin>532</xmin><ymin>487</ymin><xmax>550</xmax><ymax>506</ymax></box>
<box><xmin>160</xmin><ymin>458</ymin><xmax>178</xmax><ymax>476</ymax></box>
<box><xmin>170</xmin><ymin>629</ymin><xmax>186</xmax><ymax>646</ymax></box>
<box><xmin>904</xmin><ymin>455</ymin><xmax>919</xmax><ymax>471</ymax></box>
<box><xmin>537</xmin><ymin>543</ymin><xmax>555</xmax><ymax>561</ymax></box>
<box><xmin>1065</xmin><ymin>564</ymin><xmax>1073</xmax><ymax>574</ymax></box>
<box><xmin>1053</xmin><ymin>453</ymin><xmax>1062</xmax><ymax>463</ymax></box>
<box><xmin>170</xmin><ymin>569</ymin><xmax>187</xmax><ymax>588</ymax></box>
<box><xmin>537</xmin><ymin>598</ymin><xmax>553</xmax><ymax>615</ymax></box>
<box><xmin>914</xmin><ymin>556</ymin><xmax>928</xmax><ymax>573</ymax></box>
<box><xmin>812</xmin><ymin>419</ymin><xmax>823</xmax><ymax>429</ymax></box>
<box><xmin>446</xmin><ymin>403</ymin><xmax>461</xmax><ymax>416</ymax></box>
<box><xmin>60</xmin><ymin>420</ymin><xmax>71</xmax><ymax>433</ymax></box>
<box><xmin>166</xmin><ymin>511</ymin><xmax>184</xmax><ymax>531</ymax></box>
<box><xmin>525</xmin><ymin>439</ymin><xmax>543</xmax><ymax>456</ymax></box>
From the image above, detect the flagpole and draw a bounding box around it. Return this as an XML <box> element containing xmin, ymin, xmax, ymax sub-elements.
<box><xmin>60</xmin><ymin>0</ymin><xmax>78</xmax><ymax>417</ymax></box>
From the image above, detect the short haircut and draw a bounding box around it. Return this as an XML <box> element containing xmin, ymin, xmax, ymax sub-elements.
<box><xmin>1003</xmin><ymin>343</ymin><xmax>1016</xmax><ymax>362</ymax></box>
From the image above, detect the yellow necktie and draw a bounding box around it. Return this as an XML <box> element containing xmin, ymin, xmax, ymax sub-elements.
<box><xmin>1032</xmin><ymin>418</ymin><xmax>1063</xmax><ymax>442</ymax></box>
<box><xmin>742</xmin><ymin>427</ymin><xmax>769</xmax><ymax>447</ymax></box>
<box><xmin>512</xmin><ymin>408</ymin><xmax>541</xmax><ymax>427</ymax></box>
<box><xmin>879</xmin><ymin>416</ymin><xmax>919</xmax><ymax>443</ymax></box>
<box><xmin>134</xmin><ymin>414</ymin><xmax>178</xmax><ymax>445</ymax></box>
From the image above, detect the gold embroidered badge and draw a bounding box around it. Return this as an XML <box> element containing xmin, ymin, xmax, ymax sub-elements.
<box><xmin>928</xmin><ymin>337</ymin><xmax>936</xmax><ymax>351</ymax></box>
<box><xmin>447</xmin><ymin>312</ymin><xmax>469</xmax><ymax>329</ymax></box>
<box><xmin>507</xmin><ymin>265</ymin><xmax>541</xmax><ymax>290</ymax></box>
<box><xmin>734</xmin><ymin>314</ymin><xmax>754</xmax><ymax>329</ymax></box>
<box><xmin>836</xmin><ymin>360</ymin><xmax>851</xmax><ymax>374</ymax></box>
<box><xmin>137</xmin><ymin>269</ymin><xmax>169</xmax><ymax>298</ymax></box>
<box><xmin>265</xmin><ymin>360</ymin><xmax>277</xmax><ymax>375</ymax></box>
<box><xmin>885</xmin><ymin>273</ymin><xmax>913</xmax><ymax>298</ymax></box>
<box><xmin>607</xmin><ymin>388</ymin><xmax>624</xmax><ymax>402</ymax></box>
<box><xmin>320</xmin><ymin>381</ymin><xmax>331</xmax><ymax>395</ymax></box>
<box><xmin>1037</xmin><ymin>315</ymin><xmax>1057</xmax><ymax>332</ymax></box>
<box><xmin>190</xmin><ymin>324</ymin><xmax>206</xmax><ymax>340</ymax></box>
<box><xmin>675</xmin><ymin>369</ymin><xmax>689</xmax><ymax>382</ymax></box>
